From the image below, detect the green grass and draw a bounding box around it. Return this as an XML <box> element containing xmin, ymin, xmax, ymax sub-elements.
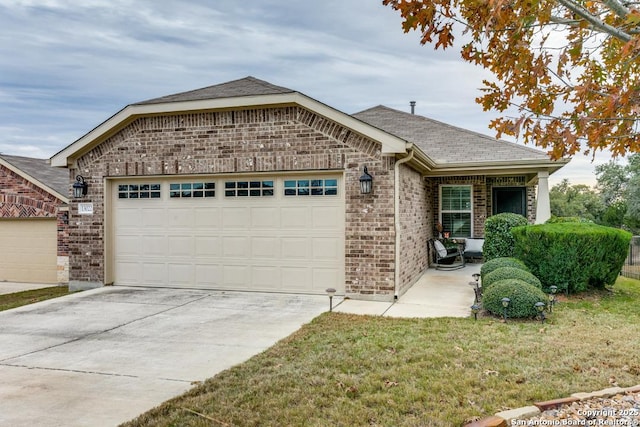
<box><xmin>0</xmin><ymin>286</ymin><xmax>70</xmax><ymax>312</ymax></box>
<box><xmin>122</xmin><ymin>277</ymin><xmax>640</xmax><ymax>427</ymax></box>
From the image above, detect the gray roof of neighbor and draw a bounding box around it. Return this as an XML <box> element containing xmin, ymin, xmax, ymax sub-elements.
<box><xmin>353</xmin><ymin>105</ymin><xmax>551</xmax><ymax>164</ymax></box>
<box><xmin>135</xmin><ymin>76</ymin><xmax>295</xmax><ymax>105</ymax></box>
<box><xmin>0</xmin><ymin>154</ymin><xmax>68</xmax><ymax>197</ymax></box>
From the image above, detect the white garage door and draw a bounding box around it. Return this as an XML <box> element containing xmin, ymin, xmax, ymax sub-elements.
<box><xmin>112</xmin><ymin>175</ymin><xmax>344</xmax><ymax>294</ymax></box>
<box><xmin>0</xmin><ymin>219</ymin><xmax>58</xmax><ymax>283</ymax></box>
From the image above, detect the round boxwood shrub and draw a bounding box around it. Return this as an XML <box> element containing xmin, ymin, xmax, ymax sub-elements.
<box><xmin>483</xmin><ymin>213</ymin><xmax>529</xmax><ymax>261</ymax></box>
<box><xmin>480</xmin><ymin>257</ymin><xmax>528</xmax><ymax>282</ymax></box>
<box><xmin>483</xmin><ymin>279</ymin><xmax>548</xmax><ymax>319</ymax></box>
<box><xmin>513</xmin><ymin>222</ymin><xmax>632</xmax><ymax>292</ymax></box>
<box><xmin>483</xmin><ymin>266</ymin><xmax>542</xmax><ymax>291</ymax></box>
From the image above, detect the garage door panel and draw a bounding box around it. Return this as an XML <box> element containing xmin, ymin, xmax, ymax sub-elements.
<box><xmin>250</xmin><ymin>207</ymin><xmax>280</xmax><ymax>228</ymax></box>
<box><xmin>167</xmin><ymin>208</ymin><xmax>195</xmax><ymax>228</ymax></box>
<box><xmin>112</xmin><ymin>176</ymin><xmax>344</xmax><ymax>294</ymax></box>
<box><xmin>195</xmin><ymin>236</ymin><xmax>221</xmax><ymax>257</ymax></box>
<box><xmin>251</xmin><ymin>266</ymin><xmax>280</xmax><ymax>290</ymax></box>
<box><xmin>312</xmin><ymin>238</ymin><xmax>342</xmax><ymax>260</ymax></box>
<box><xmin>280</xmin><ymin>207</ymin><xmax>309</xmax><ymax>228</ymax></box>
<box><xmin>195</xmin><ymin>264</ymin><xmax>221</xmax><ymax>286</ymax></box>
<box><xmin>141</xmin><ymin>208</ymin><xmax>166</xmax><ymax>228</ymax></box>
<box><xmin>282</xmin><ymin>267</ymin><xmax>311</xmax><ymax>291</ymax></box>
<box><xmin>281</xmin><ymin>238</ymin><xmax>309</xmax><ymax>259</ymax></box>
<box><xmin>116</xmin><ymin>261</ymin><xmax>142</xmax><ymax>284</ymax></box>
<box><xmin>167</xmin><ymin>236</ymin><xmax>193</xmax><ymax>257</ymax></box>
<box><xmin>222</xmin><ymin>207</ymin><xmax>250</xmax><ymax>229</ymax></box>
<box><xmin>116</xmin><ymin>236</ymin><xmax>144</xmax><ymax>257</ymax></box>
<box><xmin>222</xmin><ymin>237</ymin><xmax>249</xmax><ymax>257</ymax></box>
<box><xmin>168</xmin><ymin>263</ymin><xmax>194</xmax><ymax>286</ymax></box>
<box><xmin>195</xmin><ymin>208</ymin><xmax>220</xmax><ymax>228</ymax></box>
<box><xmin>142</xmin><ymin>263</ymin><xmax>168</xmax><ymax>285</ymax></box>
<box><xmin>223</xmin><ymin>265</ymin><xmax>249</xmax><ymax>288</ymax></box>
<box><xmin>252</xmin><ymin>237</ymin><xmax>280</xmax><ymax>258</ymax></box>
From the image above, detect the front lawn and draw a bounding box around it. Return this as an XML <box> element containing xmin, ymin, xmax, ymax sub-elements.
<box><xmin>122</xmin><ymin>277</ymin><xmax>640</xmax><ymax>426</ymax></box>
<box><xmin>0</xmin><ymin>286</ymin><xmax>69</xmax><ymax>312</ymax></box>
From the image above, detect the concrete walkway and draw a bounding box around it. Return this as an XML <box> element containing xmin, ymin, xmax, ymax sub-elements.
<box><xmin>334</xmin><ymin>264</ymin><xmax>480</xmax><ymax>318</ymax></box>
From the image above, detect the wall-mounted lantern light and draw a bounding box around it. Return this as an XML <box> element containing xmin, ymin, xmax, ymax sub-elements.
<box><xmin>359</xmin><ymin>166</ymin><xmax>373</xmax><ymax>195</ymax></box>
<box><xmin>73</xmin><ymin>175</ymin><xmax>88</xmax><ymax>198</ymax></box>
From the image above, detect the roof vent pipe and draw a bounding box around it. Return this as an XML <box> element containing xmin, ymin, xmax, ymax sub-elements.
<box><xmin>410</xmin><ymin>101</ymin><xmax>416</xmax><ymax>114</ymax></box>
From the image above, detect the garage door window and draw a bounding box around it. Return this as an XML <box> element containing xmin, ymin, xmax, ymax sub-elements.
<box><xmin>284</xmin><ymin>179</ymin><xmax>338</xmax><ymax>196</ymax></box>
<box><xmin>225</xmin><ymin>181</ymin><xmax>274</xmax><ymax>197</ymax></box>
<box><xmin>170</xmin><ymin>182</ymin><xmax>215</xmax><ymax>198</ymax></box>
<box><xmin>118</xmin><ymin>184</ymin><xmax>161</xmax><ymax>199</ymax></box>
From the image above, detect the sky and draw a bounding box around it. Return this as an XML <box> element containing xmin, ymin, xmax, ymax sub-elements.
<box><xmin>0</xmin><ymin>0</ymin><xmax>618</xmax><ymax>187</ymax></box>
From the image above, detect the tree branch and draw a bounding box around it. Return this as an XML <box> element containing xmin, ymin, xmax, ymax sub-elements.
<box><xmin>556</xmin><ymin>0</ymin><xmax>632</xmax><ymax>42</ymax></box>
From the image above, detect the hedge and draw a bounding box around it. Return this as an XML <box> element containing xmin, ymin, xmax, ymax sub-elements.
<box><xmin>483</xmin><ymin>266</ymin><xmax>542</xmax><ymax>291</ymax></box>
<box><xmin>480</xmin><ymin>257</ymin><xmax>528</xmax><ymax>282</ymax></box>
<box><xmin>512</xmin><ymin>222</ymin><xmax>631</xmax><ymax>293</ymax></box>
<box><xmin>483</xmin><ymin>279</ymin><xmax>548</xmax><ymax>318</ymax></box>
<box><xmin>483</xmin><ymin>213</ymin><xmax>529</xmax><ymax>261</ymax></box>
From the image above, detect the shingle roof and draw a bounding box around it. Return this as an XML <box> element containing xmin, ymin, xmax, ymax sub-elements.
<box><xmin>352</xmin><ymin>105</ymin><xmax>550</xmax><ymax>164</ymax></box>
<box><xmin>135</xmin><ymin>76</ymin><xmax>295</xmax><ymax>105</ymax></box>
<box><xmin>0</xmin><ymin>154</ymin><xmax>68</xmax><ymax>197</ymax></box>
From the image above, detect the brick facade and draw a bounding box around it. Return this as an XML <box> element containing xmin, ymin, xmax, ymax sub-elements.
<box><xmin>70</xmin><ymin>106</ymin><xmax>407</xmax><ymax>300</ymax></box>
<box><xmin>0</xmin><ymin>164</ymin><xmax>69</xmax><ymax>283</ymax></box>
<box><xmin>397</xmin><ymin>164</ymin><xmax>431</xmax><ymax>296</ymax></box>
<box><xmin>430</xmin><ymin>175</ymin><xmax>537</xmax><ymax>239</ymax></box>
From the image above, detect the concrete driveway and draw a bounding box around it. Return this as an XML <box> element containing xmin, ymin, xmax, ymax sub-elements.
<box><xmin>0</xmin><ymin>286</ymin><xmax>327</xmax><ymax>427</ymax></box>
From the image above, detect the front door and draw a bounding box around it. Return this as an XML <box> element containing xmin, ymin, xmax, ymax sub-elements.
<box><xmin>493</xmin><ymin>187</ymin><xmax>526</xmax><ymax>216</ymax></box>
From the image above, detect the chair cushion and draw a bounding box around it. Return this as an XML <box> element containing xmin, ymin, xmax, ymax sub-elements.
<box><xmin>465</xmin><ymin>238</ymin><xmax>484</xmax><ymax>253</ymax></box>
<box><xmin>433</xmin><ymin>240</ymin><xmax>448</xmax><ymax>258</ymax></box>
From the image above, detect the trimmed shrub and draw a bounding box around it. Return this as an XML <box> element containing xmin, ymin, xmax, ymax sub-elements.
<box><xmin>483</xmin><ymin>266</ymin><xmax>542</xmax><ymax>291</ymax></box>
<box><xmin>483</xmin><ymin>279</ymin><xmax>548</xmax><ymax>319</ymax></box>
<box><xmin>480</xmin><ymin>257</ymin><xmax>528</xmax><ymax>282</ymax></box>
<box><xmin>513</xmin><ymin>222</ymin><xmax>632</xmax><ymax>293</ymax></box>
<box><xmin>546</xmin><ymin>216</ymin><xmax>593</xmax><ymax>224</ymax></box>
<box><xmin>483</xmin><ymin>213</ymin><xmax>529</xmax><ymax>261</ymax></box>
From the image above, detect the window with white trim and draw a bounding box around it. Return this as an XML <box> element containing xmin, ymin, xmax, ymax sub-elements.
<box><xmin>440</xmin><ymin>185</ymin><xmax>472</xmax><ymax>238</ymax></box>
<box><xmin>170</xmin><ymin>182</ymin><xmax>215</xmax><ymax>198</ymax></box>
<box><xmin>283</xmin><ymin>179</ymin><xmax>338</xmax><ymax>196</ymax></box>
<box><xmin>118</xmin><ymin>184</ymin><xmax>161</xmax><ymax>199</ymax></box>
<box><xmin>224</xmin><ymin>181</ymin><xmax>274</xmax><ymax>197</ymax></box>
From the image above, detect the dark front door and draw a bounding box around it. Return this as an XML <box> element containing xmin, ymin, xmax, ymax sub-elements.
<box><xmin>493</xmin><ymin>187</ymin><xmax>526</xmax><ymax>216</ymax></box>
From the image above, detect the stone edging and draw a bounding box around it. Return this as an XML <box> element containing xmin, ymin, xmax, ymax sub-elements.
<box><xmin>464</xmin><ymin>384</ymin><xmax>640</xmax><ymax>426</ymax></box>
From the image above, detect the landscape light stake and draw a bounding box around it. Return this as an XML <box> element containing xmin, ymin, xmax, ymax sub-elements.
<box><xmin>501</xmin><ymin>297</ymin><xmax>511</xmax><ymax>322</ymax></box>
<box><xmin>325</xmin><ymin>288</ymin><xmax>336</xmax><ymax>312</ymax></box>
<box><xmin>548</xmin><ymin>285</ymin><xmax>558</xmax><ymax>313</ymax></box>
<box><xmin>535</xmin><ymin>302</ymin><xmax>546</xmax><ymax>324</ymax></box>
<box><xmin>472</xmin><ymin>273</ymin><xmax>481</xmax><ymax>303</ymax></box>
<box><xmin>471</xmin><ymin>304</ymin><xmax>480</xmax><ymax>321</ymax></box>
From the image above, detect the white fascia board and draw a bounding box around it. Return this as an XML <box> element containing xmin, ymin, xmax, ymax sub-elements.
<box><xmin>427</xmin><ymin>158</ymin><xmax>570</xmax><ymax>176</ymax></box>
<box><xmin>0</xmin><ymin>158</ymin><xmax>69</xmax><ymax>203</ymax></box>
<box><xmin>50</xmin><ymin>92</ymin><xmax>410</xmax><ymax>168</ymax></box>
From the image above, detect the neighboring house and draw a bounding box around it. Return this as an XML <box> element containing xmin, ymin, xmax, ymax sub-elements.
<box><xmin>50</xmin><ymin>76</ymin><xmax>567</xmax><ymax>300</ymax></box>
<box><xmin>0</xmin><ymin>154</ymin><xmax>69</xmax><ymax>284</ymax></box>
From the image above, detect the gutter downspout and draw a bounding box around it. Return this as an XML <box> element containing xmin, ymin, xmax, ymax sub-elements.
<box><xmin>394</xmin><ymin>149</ymin><xmax>415</xmax><ymax>298</ymax></box>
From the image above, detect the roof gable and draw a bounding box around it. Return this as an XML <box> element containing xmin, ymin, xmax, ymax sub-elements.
<box><xmin>352</xmin><ymin>105</ymin><xmax>553</xmax><ymax>165</ymax></box>
<box><xmin>0</xmin><ymin>154</ymin><xmax>69</xmax><ymax>202</ymax></box>
<box><xmin>135</xmin><ymin>76</ymin><xmax>295</xmax><ymax>105</ymax></box>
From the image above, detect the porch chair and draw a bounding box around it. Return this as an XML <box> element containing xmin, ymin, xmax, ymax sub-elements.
<box><xmin>463</xmin><ymin>238</ymin><xmax>485</xmax><ymax>263</ymax></box>
<box><xmin>431</xmin><ymin>239</ymin><xmax>465</xmax><ymax>270</ymax></box>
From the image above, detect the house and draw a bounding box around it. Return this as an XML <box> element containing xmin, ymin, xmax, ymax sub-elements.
<box><xmin>50</xmin><ymin>76</ymin><xmax>567</xmax><ymax>300</ymax></box>
<box><xmin>0</xmin><ymin>154</ymin><xmax>69</xmax><ymax>284</ymax></box>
